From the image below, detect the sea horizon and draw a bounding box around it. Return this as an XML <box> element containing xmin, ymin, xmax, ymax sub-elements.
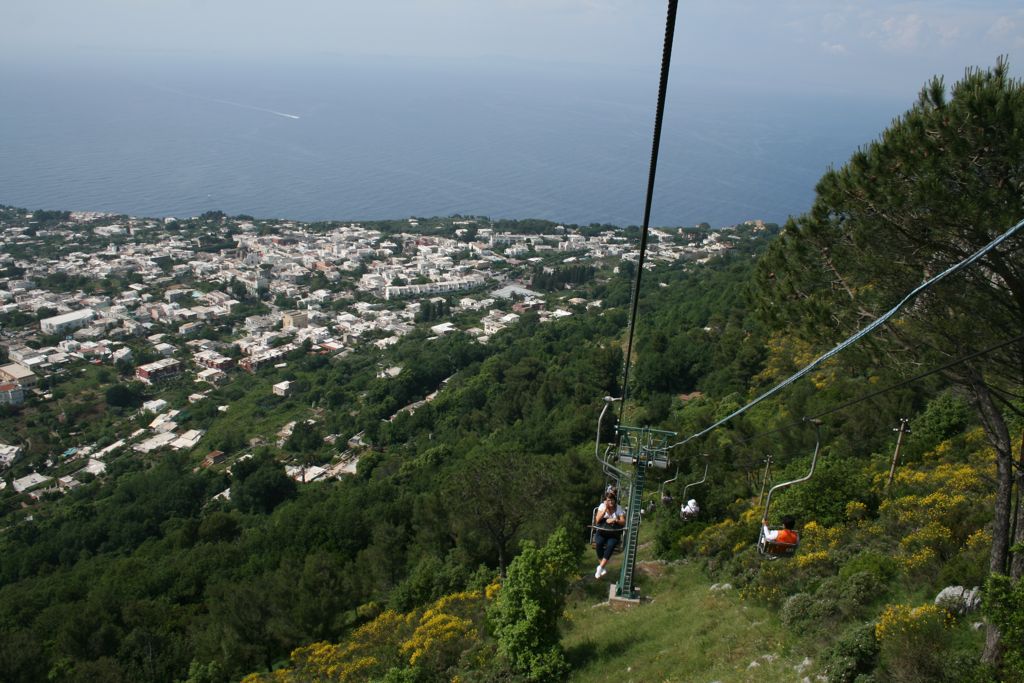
<box><xmin>1</xmin><ymin>56</ymin><xmax>904</xmax><ymax>228</ymax></box>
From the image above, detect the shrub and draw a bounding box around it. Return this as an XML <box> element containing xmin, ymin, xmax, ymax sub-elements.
<box><xmin>835</xmin><ymin>571</ymin><xmax>877</xmax><ymax>613</ymax></box>
<box><xmin>822</xmin><ymin>622</ymin><xmax>878</xmax><ymax>683</ymax></box>
<box><xmin>780</xmin><ymin>593</ymin><xmax>818</xmax><ymax>632</ymax></box>
<box><xmin>694</xmin><ymin>515</ymin><xmax>756</xmax><ymax>561</ymax></box>
<box><xmin>772</xmin><ymin>457</ymin><xmax>872</xmax><ymax>527</ymax></box>
<box><xmin>736</xmin><ymin>557</ymin><xmax>789</xmax><ymax>606</ymax></box>
<box><xmin>908</xmin><ymin>391</ymin><xmax>970</xmax><ymax>458</ymax></box>
<box><xmin>487</xmin><ymin>527</ymin><xmax>577</xmax><ymax>682</ymax></box>
<box><xmin>839</xmin><ymin>551</ymin><xmax>898</xmax><ymax>585</ymax></box>
<box><xmin>937</xmin><ymin>530</ymin><xmax>990</xmax><ymax>589</ymax></box>
<box><xmin>874</xmin><ymin>603</ymin><xmax>954</xmax><ymax>683</ymax></box>
<box><xmin>984</xmin><ymin>573</ymin><xmax>1024</xmax><ymax>681</ymax></box>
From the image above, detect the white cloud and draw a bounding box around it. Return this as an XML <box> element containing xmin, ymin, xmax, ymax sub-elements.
<box><xmin>935</xmin><ymin>22</ymin><xmax>961</xmax><ymax>46</ymax></box>
<box><xmin>986</xmin><ymin>16</ymin><xmax>1017</xmax><ymax>39</ymax></box>
<box><xmin>821</xmin><ymin>12</ymin><xmax>847</xmax><ymax>33</ymax></box>
<box><xmin>821</xmin><ymin>41</ymin><xmax>848</xmax><ymax>55</ymax></box>
<box><xmin>877</xmin><ymin>14</ymin><xmax>924</xmax><ymax>51</ymax></box>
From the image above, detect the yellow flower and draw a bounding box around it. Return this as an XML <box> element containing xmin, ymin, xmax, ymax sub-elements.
<box><xmin>966</xmin><ymin>529</ymin><xmax>992</xmax><ymax>552</ymax></box>
<box><xmin>845</xmin><ymin>501</ymin><xmax>868</xmax><ymax>520</ymax></box>
<box><xmin>900</xmin><ymin>522</ymin><xmax>950</xmax><ymax>551</ymax></box>
<box><xmin>795</xmin><ymin>550</ymin><xmax>829</xmax><ymax>569</ymax></box>
<box><xmin>876</xmin><ymin>603</ymin><xmax>951</xmax><ymax>642</ymax></box>
<box><xmin>401</xmin><ymin>613</ymin><xmax>475</xmax><ymax>667</ymax></box>
<box><xmin>897</xmin><ymin>547</ymin><xmax>936</xmax><ymax>571</ymax></box>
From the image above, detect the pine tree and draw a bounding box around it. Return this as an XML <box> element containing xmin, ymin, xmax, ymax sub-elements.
<box><xmin>757</xmin><ymin>60</ymin><xmax>1024</xmax><ymax>662</ymax></box>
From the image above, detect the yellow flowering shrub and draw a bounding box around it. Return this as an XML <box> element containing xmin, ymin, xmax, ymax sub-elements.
<box><xmin>795</xmin><ymin>549</ymin><xmax>830</xmax><ymax>569</ymax></box>
<box><xmin>399</xmin><ymin>592</ymin><xmax>484</xmax><ymax>672</ymax></box>
<box><xmin>753</xmin><ymin>334</ymin><xmax>820</xmax><ymax>384</ymax></box>
<box><xmin>924</xmin><ymin>439</ymin><xmax>953</xmax><ymax>460</ymax></box>
<box><xmin>739</xmin><ymin>506</ymin><xmax>761</xmax><ymax>524</ymax></box>
<box><xmin>799</xmin><ymin>520</ymin><xmax>842</xmax><ymax>553</ymax></box>
<box><xmin>427</xmin><ymin>591</ymin><xmax>482</xmax><ymax>620</ymax></box>
<box><xmin>857</xmin><ymin>521</ymin><xmax>884</xmax><ymax>537</ymax></box>
<box><xmin>879</xmin><ymin>492</ymin><xmax>968</xmax><ymax>528</ymax></box>
<box><xmin>244</xmin><ymin>592</ymin><xmax>489</xmax><ymax>682</ymax></box>
<box><xmin>899</xmin><ymin>521</ymin><xmax>950</xmax><ymax>549</ymax></box>
<box><xmin>964</xmin><ymin>426</ymin><xmax>988</xmax><ymax>447</ymax></box>
<box><xmin>400</xmin><ymin>612</ymin><xmax>475</xmax><ymax>668</ymax></box>
<box><xmin>931</xmin><ymin>463</ymin><xmax>983</xmax><ymax>494</ymax></box>
<box><xmin>810</xmin><ymin>366</ymin><xmax>838</xmax><ymax>390</ymax></box>
<box><xmin>965</xmin><ymin>528</ymin><xmax>991</xmax><ymax>552</ymax></box>
<box><xmin>897</xmin><ymin>547</ymin><xmax>937</xmax><ymax>572</ymax></box>
<box><xmin>875</xmin><ymin>603</ymin><xmax>953</xmax><ymax>642</ymax></box>
<box><xmin>874</xmin><ymin>602</ymin><xmax>955</xmax><ymax>681</ymax></box>
<box><xmin>696</xmin><ymin>517</ymin><xmax>749</xmax><ymax>557</ymax></box>
<box><xmin>891</xmin><ymin>469</ymin><xmax>928</xmax><ymax>490</ymax></box>
<box><xmin>738</xmin><ymin>584</ymin><xmax>783</xmax><ymax>604</ymax></box>
<box><xmin>845</xmin><ymin>500</ymin><xmax>868</xmax><ymax>521</ymax></box>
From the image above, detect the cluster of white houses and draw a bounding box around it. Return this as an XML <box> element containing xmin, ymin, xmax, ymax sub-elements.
<box><xmin>0</xmin><ymin>210</ymin><xmax>764</xmax><ymax>500</ymax></box>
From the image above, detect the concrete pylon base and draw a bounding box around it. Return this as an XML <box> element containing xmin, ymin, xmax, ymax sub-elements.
<box><xmin>608</xmin><ymin>583</ymin><xmax>644</xmax><ymax>608</ymax></box>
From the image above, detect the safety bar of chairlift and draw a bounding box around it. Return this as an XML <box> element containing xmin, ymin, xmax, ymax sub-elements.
<box><xmin>682</xmin><ymin>458</ymin><xmax>709</xmax><ymax>500</ymax></box>
<box><xmin>761</xmin><ymin>419</ymin><xmax>822</xmax><ymax>524</ymax></box>
<box><xmin>659</xmin><ymin>466</ymin><xmax>679</xmax><ymax>500</ymax></box>
<box><xmin>616</xmin><ymin>448</ymin><xmax>672</xmax><ymax>470</ymax></box>
<box><xmin>595</xmin><ymin>396</ymin><xmax>628</xmax><ymax>481</ymax></box>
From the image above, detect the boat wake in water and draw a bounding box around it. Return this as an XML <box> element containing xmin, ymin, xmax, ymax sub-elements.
<box><xmin>148</xmin><ymin>83</ymin><xmax>300</xmax><ymax>119</ymax></box>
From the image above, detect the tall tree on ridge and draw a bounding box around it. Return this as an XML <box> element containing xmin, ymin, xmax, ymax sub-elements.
<box><xmin>756</xmin><ymin>60</ymin><xmax>1024</xmax><ymax>662</ymax></box>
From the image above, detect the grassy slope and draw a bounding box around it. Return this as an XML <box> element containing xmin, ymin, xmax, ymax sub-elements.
<box><xmin>562</xmin><ymin>559</ymin><xmax>815</xmax><ymax>683</ymax></box>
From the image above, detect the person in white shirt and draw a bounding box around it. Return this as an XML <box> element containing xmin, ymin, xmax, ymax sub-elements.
<box><xmin>680</xmin><ymin>498</ymin><xmax>700</xmax><ymax>519</ymax></box>
<box><xmin>593</xmin><ymin>491</ymin><xmax>625</xmax><ymax>578</ymax></box>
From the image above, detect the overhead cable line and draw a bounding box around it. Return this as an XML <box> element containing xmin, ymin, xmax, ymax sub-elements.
<box><xmin>721</xmin><ymin>332</ymin><xmax>1024</xmax><ymax>448</ymax></box>
<box><xmin>619</xmin><ymin>0</ymin><xmax>679</xmax><ymax>424</ymax></box>
<box><xmin>671</xmin><ymin>215</ymin><xmax>1024</xmax><ymax>448</ymax></box>
<box><xmin>806</xmin><ymin>333</ymin><xmax>1024</xmax><ymax>421</ymax></box>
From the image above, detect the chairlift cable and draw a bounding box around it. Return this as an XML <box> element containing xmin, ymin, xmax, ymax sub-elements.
<box><xmin>702</xmin><ymin>332</ymin><xmax>1024</xmax><ymax>450</ymax></box>
<box><xmin>669</xmin><ymin>216</ymin><xmax>1024</xmax><ymax>449</ymax></box>
<box><xmin>618</xmin><ymin>0</ymin><xmax>679</xmax><ymax>424</ymax></box>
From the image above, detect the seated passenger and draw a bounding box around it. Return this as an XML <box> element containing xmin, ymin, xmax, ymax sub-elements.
<box><xmin>680</xmin><ymin>498</ymin><xmax>700</xmax><ymax>519</ymax></box>
<box><xmin>761</xmin><ymin>514</ymin><xmax>798</xmax><ymax>551</ymax></box>
<box><xmin>593</xmin><ymin>492</ymin><xmax>625</xmax><ymax>579</ymax></box>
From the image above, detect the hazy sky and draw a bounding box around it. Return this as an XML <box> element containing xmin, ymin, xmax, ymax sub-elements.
<box><xmin>2</xmin><ymin>1</ymin><xmax>1021</xmax><ymax>97</ymax></box>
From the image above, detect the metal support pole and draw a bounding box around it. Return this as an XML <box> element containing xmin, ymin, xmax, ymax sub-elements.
<box><xmin>757</xmin><ymin>455</ymin><xmax>772</xmax><ymax>508</ymax></box>
<box><xmin>885</xmin><ymin>418</ymin><xmax>911</xmax><ymax>489</ymax></box>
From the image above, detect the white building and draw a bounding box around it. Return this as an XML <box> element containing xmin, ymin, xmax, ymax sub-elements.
<box><xmin>142</xmin><ymin>399</ymin><xmax>169</xmax><ymax>414</ymax></box>
<box><xmin>40</xmin><ymin>308</ymin><xmax>96</xmax><ymax>335</ymax></box>
<box><xmin>0</xmin><ymin>363</ymin><xmax>36</xmax><ymax>388</ymax></box>
<box><xmin>0</xmin><ymin>443</ymin><xmax>22</xmax><ymax>469</ymax></box>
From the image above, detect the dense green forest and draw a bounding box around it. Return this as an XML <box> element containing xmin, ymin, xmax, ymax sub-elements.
<box><xmin>2</xmin><ymin>63</ymin><xmax>1023</xmax><ymax>682</ymax></box>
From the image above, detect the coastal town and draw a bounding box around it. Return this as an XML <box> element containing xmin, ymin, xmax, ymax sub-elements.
<box><xmin>0</xmin><ymin>206</ymin><xmax>772</xmax><ymax>505</ymax></box>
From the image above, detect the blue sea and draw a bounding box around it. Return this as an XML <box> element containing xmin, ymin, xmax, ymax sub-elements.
<box><xmin>0</xmin><ymin>57</ymin><xmax>903</xmax><ymax>227</ymax></box>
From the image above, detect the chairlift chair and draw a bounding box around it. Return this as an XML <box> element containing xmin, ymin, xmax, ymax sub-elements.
<box><xmin>757</xmin><ymin>419</ymin><xmax>822</xmax><ymax>560</ymax></box>
<box><xmin>679</xmin><ymin>458</ymin><xmax>708</xmax><ymax>520</ymax></box>
<box><xmin>659</xmin><ymin>466</ymin><xmax>679</xmax><ymax>507</ymax></box>
<box><xmin>591</xmin><ymin>397</ymin><xmax>626</xmax><ymax>553</ymax></box>
<box><xmin>589</xmin><ymin>503</ymin><xmax>626</xmax><ymax>554</ymax></box>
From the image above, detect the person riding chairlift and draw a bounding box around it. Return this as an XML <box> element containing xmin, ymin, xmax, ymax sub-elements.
<box><xmin>680</xmin><ymin>498</ymin><xmax>700</xmax><ymax>519</ymax></box>
<box><xmin>761</xmin><ymin>514</ymin><xmax>798</xmax><ymax>551</ymax></box>
<box><xmin>593</xmin><ymin>491</ymin><xmax>625</xmax><ymax>579</ymax></box>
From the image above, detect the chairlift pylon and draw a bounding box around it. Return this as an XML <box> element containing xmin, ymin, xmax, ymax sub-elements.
<box><xmin>591</xmin><ymin>397</ymin><xmax>676</xmax><ymax>598</ymax></box>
